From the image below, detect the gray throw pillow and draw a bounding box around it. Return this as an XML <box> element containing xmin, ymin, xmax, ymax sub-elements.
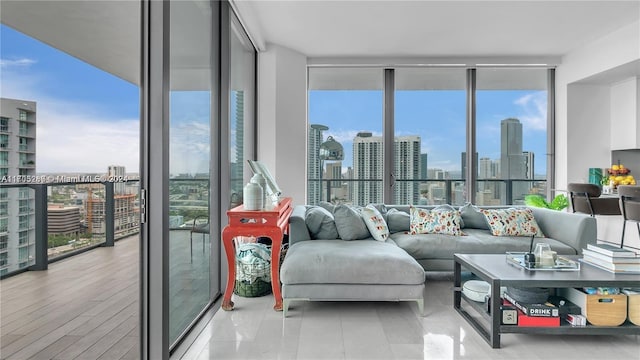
<box><xmin>386</xmin><ymin>208</ymin><xmax>410</xmax><ymax>233</ymax></box>
<box><xmin>334</xmin><ymin>204</ymin><xmax>371</xmax><ymax>240</ymax></box>
<box><xmin>305</xmin><ymin>206</ymin><xmax>339</xmax><ymax>239</ymax></box>
<box><xmin>318</xmin><ymin>201</ymin><xmax>336</xmax><ymax>213</ymax></box>
<box><xmin>460</xmin><ymin>202</ymin><xmax>489</xmax><ymax>229</ymax></box>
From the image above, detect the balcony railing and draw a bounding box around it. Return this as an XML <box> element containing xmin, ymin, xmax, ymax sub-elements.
<box><xmin>0</xmin><ymin>177</ymin><xmax>211</xmax><ymax>278</ymax></box>
<box><xmin>308</xmin><ymin>178</ymin><xmax>548</xmax><ymax>206</ymax></box>
<box><xmin>0</xmin><ymin>180</ymin><xmax>142</xmax><ymax>278</ymax></box>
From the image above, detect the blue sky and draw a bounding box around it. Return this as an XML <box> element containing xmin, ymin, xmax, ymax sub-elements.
<box><xmin>2</xmin><ymin>23</ymin><xmax>547</xmax><ymax>176</ymax></box>
<box><xmin>309</xmin><ymin>88</ymin><xmax>548</xmax><ymax>176</ymax></box>
<box><xmin>1</xmin><ymin>24</ymin><xmax>139</xmax><ymax>173</ymax></box>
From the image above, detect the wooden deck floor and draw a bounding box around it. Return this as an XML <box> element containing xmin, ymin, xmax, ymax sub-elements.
<box><xmin>0</xmin><ymin>236</ymin><xmax>140</xmax><ymax>360</ymax></box>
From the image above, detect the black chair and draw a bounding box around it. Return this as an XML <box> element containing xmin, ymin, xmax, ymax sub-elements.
<box><xmin>190</xmin><ymin>215</ymin><xmax>209</xmax><ymax>262</ymax></box>
<box><xmin>567</xmin><ymin>183</ymin><xmax>621</xmax><ymax>216</ymax></box>
<box><xmin>618</xmin><ymin>185</ymin><xmax>640</xmax><ymax>249</ymax></box>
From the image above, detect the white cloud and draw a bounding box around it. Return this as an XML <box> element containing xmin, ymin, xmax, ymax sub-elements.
<box><xmin>2</xmin><ymin>62</ymin><xmax>140</xmax><ymax>174</ymax></box>
<box><xmin>514</xmin><ymin>91</ymin><xmax>547</xmax><ymax>131</ymax></box>
<box><xmin>37</xmin><ymin>111</ymin><xmax>139</xmax><ymax>173</ymax></box>
<box><xmin>0</xmin><ymin>57</ymin><xmax>36</xmax><ymax>68</ymax></box>
<box><xmin>170</xmin><ymin>121</ymin><xmax>210</xmax><ymax>175</ymax></box>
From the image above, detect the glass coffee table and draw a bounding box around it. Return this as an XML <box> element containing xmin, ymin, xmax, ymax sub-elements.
<box><xmin>453</xmin><ymin>253</ymin><xmax>640</xmax><ymax>348</ymax></box>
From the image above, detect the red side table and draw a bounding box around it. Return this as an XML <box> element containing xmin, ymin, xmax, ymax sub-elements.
<box><xmin>221</xmin><ymin>197</ymin><xmax>292</xmax><ymax>311</ymax></box>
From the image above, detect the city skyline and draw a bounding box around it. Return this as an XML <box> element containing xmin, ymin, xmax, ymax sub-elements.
<box><xmin>308</xmin><ymin>117</ymin><xmax>540</xmax><ymax>205</ymax></box>
<box><xmin>308</xmin><ymin>88</ymin><xmax>548</xmax><ymax>177</ymax></box>
<box><xmin>3</xmin><ymin>23</ymin><xmax>547</xmax><ymax>179</ymax></box>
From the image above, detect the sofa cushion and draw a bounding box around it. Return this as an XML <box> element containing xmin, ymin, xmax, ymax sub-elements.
<box><xmin>334</xmin><ymin>204</ymin><xmax>371</xmax><ymax>240</ymax></box>
<box><xmin>480</xmin><ymin>208</ymin><xmax>545</xmax><ymax>237</ymax></box>
<box><xmin>305</xmin><ymin>206</ymin><xmax>339</xmax><ymax>239</ymax></box>
<box><xmin>386</xmin><ymin>208</ymin><xmax>410</xmax><ymax>233</ymax></box>
<box><xmin>280</xmin><ymin>239</ymin><xmax>425</xmax><ymax>285</ymax></box>
<box><xmin>390</xmin><ymin>229</ymin><xmax>576</xmax><ymax>260</ymax></box>
<box><xmin>318</xmin><ymin>201</ymin><xmax>336</xmax><ymax>213</ymax></box>
<box><xmin>361</xmin><ymin>205</ymin><xmax>390</xmax><ymax>241</ymax></box>
<box><xmin>409</xmin><ymin>206</ymin><xmax>463</xmax><ymax>236</ymax></box>
<box><xmin>460</xmin><ymin>203</ymin><xmax>489</xmax><ymax>229</ymax></box>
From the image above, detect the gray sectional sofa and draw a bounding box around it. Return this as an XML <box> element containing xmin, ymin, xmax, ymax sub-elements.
<box><xmin>279</xmin><ymin>203</ymin><xmax>597</xmax><ymax>316</ymax></box>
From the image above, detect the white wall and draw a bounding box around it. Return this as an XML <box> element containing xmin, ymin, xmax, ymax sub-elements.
<box><xmin>610</xmin><ymin>77</ymin><xmax>640</xmax><ymax>150</ymax></box>
<box><xmin>555</xmin><ymin>20</ymin><xmax>640</xmax><ymax>191</ymax></box>
<box><xmin>557</xmin><ymin>20</ymin><xmax>640</xmax><ymax>249</ymax></box>
<box><xmin>257</xmin><ymin>44</ymin><xmax>307</xmax><ymax>206</ymax></box>
<box><xmin>565</xmin><ymin>84</ymin><xmax>611</xmax><ymax>185</ymax></box>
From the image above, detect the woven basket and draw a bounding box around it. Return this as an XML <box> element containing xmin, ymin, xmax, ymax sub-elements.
<box><xmin>234</xmin><ymin>243</ymin><xmax>272</xmax><ymax>297</ymax></box>
<box><xmin>234</xmin><ymin>278</ymin><xmax>272</xmax><ymax>297</ymax></box>
<box><xmin>233</xmin><ymin>243</ymin><xmax>288</xmax><ymax>297</ymax></box>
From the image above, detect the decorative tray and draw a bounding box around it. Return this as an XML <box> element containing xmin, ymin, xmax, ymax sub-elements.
<box><xmin>506</xmin><ymin>252</ymin><xmax>580</xmax><ymax>271</ymax></box>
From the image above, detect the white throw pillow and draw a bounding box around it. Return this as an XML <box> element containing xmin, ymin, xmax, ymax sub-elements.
<box><xmin>360</xmin><ymin>204</ymin><xmax>390</xmax><ymax>241</ymax></box>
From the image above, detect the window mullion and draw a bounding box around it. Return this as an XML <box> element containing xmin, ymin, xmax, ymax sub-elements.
<box><xmin>383</xmin><ymin>68</ymin><xmax>395</xmax><ymax>204</ymax></box>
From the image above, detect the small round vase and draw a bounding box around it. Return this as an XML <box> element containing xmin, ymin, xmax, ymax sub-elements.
<box><xmin>250</xmin><ymin>173</ymin><xmax>267</xmax><ymax>207</ymax></box>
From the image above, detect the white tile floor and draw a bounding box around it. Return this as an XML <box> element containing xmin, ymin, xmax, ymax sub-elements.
<box><xmin>181</xmin><ymin>274</ymin><xmax>640</xmax><ymax>360</ymax></box>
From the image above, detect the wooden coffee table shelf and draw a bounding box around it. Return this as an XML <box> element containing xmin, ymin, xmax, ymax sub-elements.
<box><xmin>453</xmin><ymin>253</ymin><xmax>640</xmax><ymax>348</ymax></box>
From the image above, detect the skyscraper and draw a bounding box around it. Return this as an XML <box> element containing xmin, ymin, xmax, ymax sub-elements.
<box><xmin>500</xmin><ymin>118</ymin><xmax>529</xmax><ymax>203</ymax></box>
<box><xmin>107</xmin><ymin>165</ymin><xmax>127</xmax><ymax>195</ymax></box>
<box><xmin>479</xmin><ymin>157</ymin><xmax>493</xmax><ymax>179</ymax></box>
<box><xmin>460</xmin><ymin>152</ymin><xmax>478</xmax><ymax>179</ymax></box>
<box><xmin>352</xmin><ymin>132</ymin><xmax>420</xmax><ymax>205</ymax></box>
<box><xmin>524</xmin><ymin>151</ymin><xmax>535</xmax><ymax>180</ymax></box>
<box><xmin>352</xmin><ymin>132</ymin><xmax>383</xmax><ymax>205</ymax></box>
<box><xmin>308</xmin><ymin>124</ymin><xmax>328</xmax><ymax>204</ymax></box>
<box><xmin>500</xmin><ymin>118</ymin><xmax>526</xmax><ymax>179</ymax></box>
<box><xmin>232</xmin><ymin>90</ymin><xmax>245</xmax><ymax>195</ymax></box>
<box><xmin>394</xmin><ymin>136</ymin><xmax>421</xmax><ymax>204</ymax></box>
<box><xmin>420</xmin><ymin>153</ymin><xmax>428</xmax><ymax>180</ymax></box>
<box><xmin>325</xmin><ymin>162</ymin><xmax>346</xmax><ymax>202</ymax></box>
<box><xmin>0</xmin><ymin>98</ymin><xmax>37</xmax><ymax>276</ymax></box>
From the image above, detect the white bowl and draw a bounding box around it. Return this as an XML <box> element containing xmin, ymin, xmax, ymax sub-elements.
<box><xmin>463</xmin><ymin>280</ymin><xmax>491</xmax><ymax>302</ymax></box>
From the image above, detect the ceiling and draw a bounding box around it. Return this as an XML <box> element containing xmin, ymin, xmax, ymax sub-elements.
<box><xmin>1</xmin><ymin>1</ymin><xmax>639</xmax><ymax>86</ymax></box>
<box><xmin>1</xmin><ymin>0</ymin><xmax>141</xmax><ymax>84</ymax></box>
<box><xmin>234</xmin><ymin>0</ymin><xmax>640</xmax><ymax>60</ymax></box>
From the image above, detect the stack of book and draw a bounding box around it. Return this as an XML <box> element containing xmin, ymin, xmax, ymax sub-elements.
<box><xmin>581</xmin><ymin>244</ymin><xmax>640</xmax><ymax>274</ymax></box>
<box><xmin>502</xmin><ymin>292</ymin><xmax>560</xmax><ymax>327</ymax></box>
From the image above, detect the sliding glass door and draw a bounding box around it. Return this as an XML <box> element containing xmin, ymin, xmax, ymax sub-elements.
<box><xmin>142</xmin><ymin>1</ymin><xmax>258</xmax><ymax>357</ymax></box>
<box><xmin>168</xmin><ymin>0</ymin><xmax>214</xmax><ymax>346</ymax></box>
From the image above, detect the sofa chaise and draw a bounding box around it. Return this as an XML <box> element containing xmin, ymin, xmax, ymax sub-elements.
<box><xmin>280</xmin><ymin>203</ymin><xmax>597</xmax><ymax>316</ymax></box>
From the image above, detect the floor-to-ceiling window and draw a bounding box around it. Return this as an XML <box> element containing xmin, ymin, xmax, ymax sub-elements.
<box><xmin>143</xmin><ymin>1</ymin><xmax>258</xmax><ymax>356</ymax></box>
<box><xmin>307</xmin><ymin>68</ymin><xmax>384</xmax><ymax>205</ymax></box>
<box><xmin>306</xmin><ymin>67</ymin><xmax>552</xmax><ymax>205</ymax></box>
<box><xmin>168</xmin><ymin>0</ymin><xmax>213</xmax><ymax>347</ymax></box>
<box><xmin>394</xmin><ymin>68</ymin><xmax>467</xmax><ymax>205</ymax></box>
<box><xmin>475</xmin><ymin>68</ymin><xmax>549</xmax><ymax>205</ymax></box>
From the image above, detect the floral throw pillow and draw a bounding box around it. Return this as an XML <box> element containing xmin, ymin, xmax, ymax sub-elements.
<box><xmin>480</xmin><ymin>208</ymin><xmax>545</xmax><ymax>237</ymax></box>
<box><xmin>409</xmin><ymin>206</ymin><xmax>463</xmax><ymax>236</ymax></box>
<box><xmin>360</xmin><ymin>205</ymin><xmax>389</xmax><ymax>241</ymax></box>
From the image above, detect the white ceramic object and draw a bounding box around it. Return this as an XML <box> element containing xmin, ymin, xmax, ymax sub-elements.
<box><xmin>243</xmin><ymin>182</ymin><xmax>263</xmax><ymax>210</ymax></box>
<box><xmin>250</xmin><ymin>173</ymin><xmax>267</xmax><ymax>208</ymax></box>
<box><xmin>462</xmin><ymin>280</ymin><xmax>491</xmax><ymax>302</ymax></box>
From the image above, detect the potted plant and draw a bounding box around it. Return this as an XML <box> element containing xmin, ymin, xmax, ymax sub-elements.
<box><xmin>524</xmin><ymin>194</ymin><xmax>568</xmax><ymax>211</ymax></box>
